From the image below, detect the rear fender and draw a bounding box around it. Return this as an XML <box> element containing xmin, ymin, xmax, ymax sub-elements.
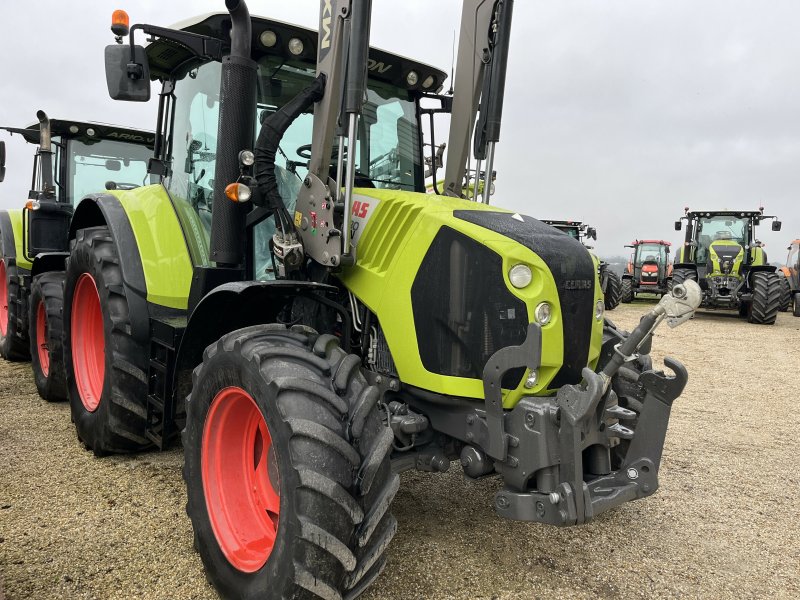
<box><xmin>71</xmin><ymin>185</ymin><xmax>195</xmax><ymax>310</ymax></box>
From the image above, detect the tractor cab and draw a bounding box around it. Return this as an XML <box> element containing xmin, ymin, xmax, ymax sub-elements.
<box><xmin>541</xmin><ymin>219</ymin><xmax>596</xmax><ymax>247</ymax></box>
<box><xmin>2</xmin><ymin>116</ymin><xmax>154</xmax><ymax>260</ymax></box>
<box><xmin>110</xmin><ymin>11</ymin><xmax>445</xmax><ymax>283</ymax></box>
<box><xmin>621</xmin><ymin>239</ymin><xmax>671</xmax><ymax>301</ymax></box>
<box><xmin>674</xmin><ymin>207</ymin><xmax>783</xmax><ymax>323</ymax></box>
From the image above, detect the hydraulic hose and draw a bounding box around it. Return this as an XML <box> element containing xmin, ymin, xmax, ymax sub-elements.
<box><xmin>254</xmin><ymin>75</ymin><xmax>325</xmax><ymax>235</ymax></box>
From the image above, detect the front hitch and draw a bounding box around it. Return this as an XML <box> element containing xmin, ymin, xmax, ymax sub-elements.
<box><xmin>489</xmin><ymin>281</ymin><xmax>700</xmax><ymax>525</ymax></box>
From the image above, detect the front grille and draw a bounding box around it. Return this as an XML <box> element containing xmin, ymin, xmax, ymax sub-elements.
<box><xmin>411</xmin><ymin>226</ymin><xmax>528</xmax><ymax>388</ymax></box>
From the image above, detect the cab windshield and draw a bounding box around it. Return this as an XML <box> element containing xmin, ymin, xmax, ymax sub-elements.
<box><xmin>166</xmin><ymin>57</ymin><xmax>423</xmax><ymax>277</ymax></box>
<box><xmin>695</xmin><ymin>216</ymin><xmax>747</xmax><ymax>264</ymax></box>
<box><xmin>635</xmin><ymin>243</ymin><xmax>667</xmax><ymax>265</ymax></box>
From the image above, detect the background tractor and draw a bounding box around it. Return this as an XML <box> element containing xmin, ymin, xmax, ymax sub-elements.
<box><xmin>673</xmin><ymin>207</ymin><xmax>783</xmax><ymax>324</ymax></box>
<box><xmin>779</xmin><ymin>239</ymin><xmax>799</xmax><ymax>316</ymax></box>
<box><xmin>621</xmin><ymin>239</ymin><xmax>671</xmax><ymax>302</ymax></box>
<box><xmin>53</xmin><ymin>1</ymin><xmax>703</xmax><ymax>597</ymax></box>
<box><xmin>0</xmin><ymin>114</ymin><xmax>153</xmax><ymax>400</ymax></box>
<box><xmin>541</xmin><ymin>219</ymin><xmax>621</xmax><ymax>310</ymax></box>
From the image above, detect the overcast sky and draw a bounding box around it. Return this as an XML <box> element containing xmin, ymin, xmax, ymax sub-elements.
<box><xmin>1</xmin><ymin>0</ymin><xmax>798</xmax><ymax>260</ymax></box>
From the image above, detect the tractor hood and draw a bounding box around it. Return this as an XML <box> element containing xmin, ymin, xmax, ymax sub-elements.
<box><xmin>708</xmin><ymin>240</ymin><xmax>744</xmax><ymax>276</ymax></box>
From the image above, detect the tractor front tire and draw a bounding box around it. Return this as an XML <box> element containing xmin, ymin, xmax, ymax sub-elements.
<box><xmin>620</xmin><ymin>278</ymin><xmax>634</xmax><ymax>303</ymax></box>
<box><xmin>184</xmin><ymin>325</ymin><xmax>398</xmax><ymax>600</ymax></box>
<box><xmin>29</xmin><ymin>272</ymin><xmax>68</xmax><ymax>401</ymax></box>
<box><xmin>778</xmin><ymin>276</ymin><xmax>791</xmax><ymax>312</ymax></box>
<box><xmin>63</xmin><ymin>227</ymin><xmax>150</xmax><ymax>454</ymax></box>
<box><xmin>602</xmin><ymin>270</ymin><xmax>622</xmax><ymax>310</ymax></box>
<box><xmin>748</xmin><ymin>271</ymin><xmax>781</xmax><ymax>325</ymax></box>
<box><xmin>0</xmin><ymin>258</ymin><xmax>30</xmax><ymax>360</ymax></box>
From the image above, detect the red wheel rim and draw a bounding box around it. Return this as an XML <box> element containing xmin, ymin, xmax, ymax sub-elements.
<box><xmin>0</xmin><ymin>260</ymin><xmax>8</xmax><ymax>337</ymax></box>
<box><xmin>36</xmin><ymin>301</ymin><xmax>49</xmax><ymax>377</ymax></box>
<box><xmin>202</xmin><ymin>387</ymin><xmax>280</xmax><ymax>573</ymax></box>
<box><xmin>71</xmin><ymin>274</ymin><xmax>105</xmax><ymax>412</ymax></box>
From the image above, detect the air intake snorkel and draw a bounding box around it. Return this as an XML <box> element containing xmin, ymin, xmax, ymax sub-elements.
<box><xmin>35</xmin><ymin>110</ymin><xmax>56</xmax><ymax>200</ymax></box>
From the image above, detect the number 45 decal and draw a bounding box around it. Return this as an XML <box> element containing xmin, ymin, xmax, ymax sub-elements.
<box><xmin>352</xmin><ymin>200</ymin><xmax>370</xmax><ymax>219</ymax></box>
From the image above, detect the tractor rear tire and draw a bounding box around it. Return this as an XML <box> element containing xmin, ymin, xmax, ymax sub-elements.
<box><xmin>748</xmin><ymin>271</ymin><xmax>781</xmax><ymax>325</ymax></box>
<box><xmin>602</xmin><ymin>270</ymin><xmax>622</xmax><ymax>310</ymax></box>
<box><xmin>620</xmin><ymin>278</ymin><xmax>634</xmax><ymax>303</ymax></box>
<box><xmin>184</xmin><ymin>324</ymin><xmax>398</xmax><ymax>600</ymax></box>
<box><xmin>0</xmin><ymin>258</ymin><xmax>30</xmax><ymax>360</ymax></box>
<box><xmin>29</xmin><ymin>272</ymin><xmax>68</xmax><ymax>402</ymax></box>
<box><xmin>778</xmin><ymin>276</ymin><xmax>791</xmax><ymax>312</ymax></box>
<box><xmin>63</xmin><ymin>227</ymin><xmax>150</xmax><ymax>454</ymax></box>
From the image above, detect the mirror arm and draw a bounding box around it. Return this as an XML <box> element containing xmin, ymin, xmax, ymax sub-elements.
<box><xmin>127</xmin><ymin>24</ymin><xmax>223</xmax><ymax>70</ymax></box>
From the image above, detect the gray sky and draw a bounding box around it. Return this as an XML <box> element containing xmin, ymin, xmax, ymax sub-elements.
<box><xmin>1</xmin><ymin>1</ymin><xmax>798</xmax><ymax>261</ymax></box>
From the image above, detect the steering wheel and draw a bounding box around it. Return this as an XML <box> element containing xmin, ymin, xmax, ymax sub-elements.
<box><xmin>296</xmin><ymin>143</ymin><xmax>340</xmax><ymax>161</ymax></box>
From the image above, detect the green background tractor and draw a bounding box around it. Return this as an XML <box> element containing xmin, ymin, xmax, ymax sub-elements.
<box><xmin>673</xmin><ymin>208</ymin><xmax>783</xmax><ymax>324</ymax></box>
<box><xmin>49</xmin><ymin>1</ymin><xmax>698</xmax><ymax>597</ymax></box>
<box><xmin>0</xmin><ymin>114</ymin><xmax>154</xmax><ymax>401</ymax></box>
<box><xmin>621</xmin><ymin>239</ymin><xmax>672</xmax><ymax>302</ymax></box>
<box><xmin>541</xmin><ymin>219</ymin><xmax>622</xmax><ymax>310</ymax></box>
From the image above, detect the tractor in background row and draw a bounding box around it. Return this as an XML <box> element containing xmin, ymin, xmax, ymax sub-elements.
<box><xmin>621</xmin><ymin>239</ymin><xmax>671</xmax><ymax>302</ymax></box>
<box><xmin>541</xmin><ymin>220</ymin><xmax>621</xmax><ymax>310</ymax></box>
<box><xmin>673</xmin><ymin>207</ymin><xmax>783</xmax><ymax>324</ymax></box>
<box><xmin>779</xmin><ymin>239</ymin><xmax>800</xmax><ymax>316</ymax></box>
<box><xmin>0</xmin><ymin>114</ymin><xmax>154</xmax><ymax>400</ymax></box>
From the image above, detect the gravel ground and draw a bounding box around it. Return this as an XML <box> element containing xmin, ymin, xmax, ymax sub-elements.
<box><xmin>1</xmin><ymin>301</ymin><xmax>799</xmax><ymax>599</ymax></box>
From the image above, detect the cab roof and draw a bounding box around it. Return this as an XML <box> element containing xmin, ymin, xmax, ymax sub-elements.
<box><xmin>145</xmin><ymin>12</ymin><xmax>448</xmax><ymax>93</ymax></box>
<box><xmin>541</xmin><ymin>219</ymin><xmax>584</xmax><ymax>228</ymax></box>
<box><xmin>631</xmin><ymin>239</ymin><xmax>671</xmax><ymax>246</ymax></box>
<box><xmin>686</xmin><ymin>210</ymin><xmax>765</xmax><ymax>218</ymax></box>
<box><xmin>2</xmin><ymin>119</ymin><xmax>155</xmax><ymax>149</ymax></box>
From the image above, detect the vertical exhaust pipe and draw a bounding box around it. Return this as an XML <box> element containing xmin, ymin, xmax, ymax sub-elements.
<box><xmin>35</xmin><ymin>110</ymin><xmax>56</xmax><ymax>199</ymax></box>
<box><xmin>208</xmin><ymin>0</ymin><xmax>258</xmax><ymax>268</ymax></box>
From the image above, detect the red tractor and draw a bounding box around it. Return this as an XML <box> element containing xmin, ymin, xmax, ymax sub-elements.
<box><xmin>621</xmin><ymin>239</ymin><xmax>672</xmax><ymax>302</ymax></box>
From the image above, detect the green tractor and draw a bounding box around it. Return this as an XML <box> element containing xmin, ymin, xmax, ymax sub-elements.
<box><xmin>0</xmin><ymin>114</ymin><xmax>153</xmax><ymax>400</ymax></box>
<box><xmin>541</xmin><ymin>219</ymin><xmax>621</xmax><ymax>310</ymax></box>
<box><xmin>673</xmin><ymin>207</ymin><xmax>783</xmax><ymax>324</ymax></box>
<box><xmin>621</xmin><ymin>239</ymin><xmax>672</xmax><ymax>302</ymax></box>
<box><xmin>57</xmin><ymin>1</ymin><xmax>700</xmax><ymax>596</ymax></box>
<box><xmin>779</xmin><ymin>239</ymin><xmax>800</xmax><ymax>316</ymax></box>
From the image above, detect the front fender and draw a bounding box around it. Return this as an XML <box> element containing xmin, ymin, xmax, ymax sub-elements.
<box><xmin>175</xmin><ymin>280</ymin><xmax>337</xmax><ymax>385</ymax></box>
<box><xmin>0</xmin><ymin>209</ymin><xmax>32</xmax><ymax>270</ymax></box>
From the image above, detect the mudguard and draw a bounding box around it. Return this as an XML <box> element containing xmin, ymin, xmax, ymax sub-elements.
<box><xmin>175</xmin><ymin>280</ymin><xmax>337</xmax><ymax>387</ymax></box>
<box><xmin>0</xmin><ymin>209</ymin><xmax>32</xmax><ymax>271</ymax></box>
<box><xmin>70</xmin><ymin>185</ymin><xmax>197</xmax><ymax>310</ymax></box>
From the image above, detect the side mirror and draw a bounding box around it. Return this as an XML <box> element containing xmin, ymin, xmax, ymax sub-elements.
<box><xmin>587</xmin><ymin>227</ymin><xmax>597</xmax><ymax>240</ymax></box>
<box><xmin>105</xmin><ymin>44</ymin><xmax>151</xmax><ymax>102</ymax></box>
<box><xmin>772</xmin><ymin>220</ymin><xmax>782</xmax><ymax>231</ymax></box>
<box><xmin>0</xmin><ymin>140</ymin><xmax>5</xmax><ymax>183</ymax></box>
<box><xmin>674</xmin><ymin>220</ymin><xmax>682</xmax><ymax>231</ymax></box>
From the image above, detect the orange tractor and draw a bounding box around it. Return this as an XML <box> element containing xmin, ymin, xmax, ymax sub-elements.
<box><xmin>779</xmin><ymin>239</ymin><xmax>800</xmax><ymax>316</ymax></box>
<box><xmin>621</xmin><ymin>239</ymin><xmax>672</xmax><ymax>302</ymax></box>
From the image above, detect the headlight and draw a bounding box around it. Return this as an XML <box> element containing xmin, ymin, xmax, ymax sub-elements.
<box><xmin>508</xmin><ymin>264</ymin><xmax>532</xmax><ymax>288</ymax></box>
<box><xmin>534</xmin><ymin>302</ymin><xmax>551</xmax><ymax>325</ymax></box>
<box><xmin>524</xmin><ymin>370</ymin><xmax>538</xmax><ymax>389</ymax></box>
<box><xmin>595</xmin><ymin>299</ymin><xmax>604</xmax><ymax>320</ymax></box>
